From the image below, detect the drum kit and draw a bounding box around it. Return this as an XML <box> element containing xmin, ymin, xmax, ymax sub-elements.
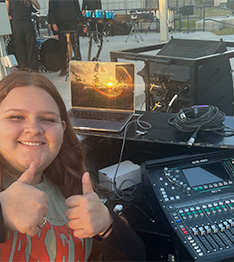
<box><xmin>5</xmin><ymin>9</ymin><xmax>115</xmax><ymax>72</ymax></box>
<box><xmin>36</xmin><ymin>36</ymin><xmax>61</xmax><ymax>72</ymax></box>
<box><xmin>85</xmin><ymin>9</ymin><xmax>115</xmax><ymax>61</ymax></box>
<box><xmin>85</xmin><ymin>9</ymin><xmax>115</xmax><ymax>24</ymax></box>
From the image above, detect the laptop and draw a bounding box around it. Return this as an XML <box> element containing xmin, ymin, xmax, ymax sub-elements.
<box><xmin>68</xmin><ymin>61</ymin><xmax>135</xmax><ymax>132</ymax></box>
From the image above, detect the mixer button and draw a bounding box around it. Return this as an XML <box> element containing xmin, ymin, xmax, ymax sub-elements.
<box><xmin>213</xmin><ymin>183</ymin><xmax>218</xmax><ymax>187</ymax></box>
<box><xmin>170</xmin><ymin>196</ymin><xmax>175</xmax><ymax>201</ymax></box>
<box><xmin>196</xmin><ymin>249</ymin><xmax>201</xmax><ymax>253</ymax></box>
<box><xmin>218</xmin><ymin>223</ymin><xmax>225</xmax><ymax>231</ymax></box>
<box><xmin>175</xmin><ymin>195</ymin><xmax>180</xmax><ymax>199</ymax></box>
<box><xmin>208</xmin><ymin>184</ymin><xmax>213</xmax><ymax>188</ymax></box>
<box><xmin>219</xmin><ymin>201</ymin><xmax>224</xmax><ymax>205</ymax></box>
<box><xmin>199</xmin><ymin>227</ymin><xmax>205</xmax><ymax>235</ymax></box>
<box><xmin>213</xmin><ymin>203</ymin><xmax>218</xmax><ymax>206</ymax></box>
<box><xmin>225</xmin><ymin>200</ymin><xmax>230</xmax><ymax>204</ymax></box>
<box><xmin>198</xmin><ymin>252</ymin><xmax>204</xmax><ymax>256</ymax></box>
<box><xmin>184</xmin><ymin>208</ymin><xmax>189</xmax><ymax>212</ymax></box>
<box><xmin>168</xmin><ymin>205</ymin><xmax>174</xmax><ymax>210</ymax></box>
<box><xmin>223</xmin><ymin>221</ymin><xmax>230</xmax><ymax>229</ymax></box>
<box><xmin>223</xmin><ymin>181</ymin><xmax>228</xmax><ymax>185</ymax></box>
<box><xmin>208</xmin><ymin>204</ymin><xmax>213</xmax><ymax>208</ymax></box>
<box><xmin>218</xmin><ymin>182</ymin><xmax>223</xmax><ymax>186</ymax></box>
<box><xmin>192</xmin><ymin>227</ymin><xmax>198</xmax><ymax>236</ymax></box>
<box><xmin>231</xmin><ymin>199</ymin><xmax>234</xmax><ymax>203</ymax></box>
<box><xmin>204</xmin><ymin>225</ymin><xmax>211</xmax><ymax>234</ymax></box>
<box><xmin>228</xmin><ymin>219</ymin><xmax>234</xmax><ymax>226</ymax></box>
<box><xmin>211</xmin><ymin>225</ymin><xmax>218</xmax><ymax>233</ymax></box>
<box><xmin>195</xmin><ymin>206</ymin><xmax>200</xmax><ymax>210</ymax></box>
<box><xmin>228</xmin><ymin>181</ymin><xmax>233</xmax><ymax>184</ymax></box>
<box><xmin>160</xmin><ymin>188</ymin><xmax>165</xmax><ymax>191</ymax></box>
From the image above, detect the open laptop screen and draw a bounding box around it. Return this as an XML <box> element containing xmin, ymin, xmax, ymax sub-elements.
<box><xmin>70</xmin><ymin>61</ymin><xmax>135</xmax><ymax>112</ymax></box>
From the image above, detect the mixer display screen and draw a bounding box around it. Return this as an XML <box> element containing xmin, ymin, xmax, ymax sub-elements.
<box><xmin>183</xmin><ymin>162</ymin><xmax>230</xmax><ymax>187</ymax></box>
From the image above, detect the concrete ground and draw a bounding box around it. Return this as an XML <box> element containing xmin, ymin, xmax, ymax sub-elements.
<box><xmin>39</xmin><ymin>30</ymin><xmax>233</xmax><ymax>111</ymax></box>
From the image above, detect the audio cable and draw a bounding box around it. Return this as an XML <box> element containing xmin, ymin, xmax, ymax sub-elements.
<box><xmin>168</xmin><ymin>105</ymin><xmax>234</xmax><ymax>147</ymax></box>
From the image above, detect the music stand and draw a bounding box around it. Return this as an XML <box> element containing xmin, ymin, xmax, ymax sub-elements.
<box><xmin>125</xmin><ymin>14</ymin><xmax>143</xmax><ymax>43</ymax></box>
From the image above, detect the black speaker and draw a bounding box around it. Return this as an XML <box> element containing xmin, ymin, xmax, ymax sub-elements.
<box><xmin>138</xmin><ymin>38</ymin><xmax>234</xmax><ymax>115</ymax></box>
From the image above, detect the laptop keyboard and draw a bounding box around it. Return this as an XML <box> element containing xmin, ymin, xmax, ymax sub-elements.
<box><xmin>69</xmin><ymin>110</ymin><xmax>130</xmax><ymax>122</ymax></box>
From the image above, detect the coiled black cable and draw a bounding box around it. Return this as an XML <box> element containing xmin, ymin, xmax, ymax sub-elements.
<box><xmin>168</xmin><ymin>105</ymin><xmax>234</xmax><ymax>146</ymax></box>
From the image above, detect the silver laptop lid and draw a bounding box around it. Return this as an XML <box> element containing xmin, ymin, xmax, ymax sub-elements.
<box><xmin>69</xmin><ymin>61</ymin><xmax>135</xmax><ymax>112</ymax></box>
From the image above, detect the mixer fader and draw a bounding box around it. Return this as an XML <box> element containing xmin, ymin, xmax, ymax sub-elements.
<box><xmin>143</xmin><ymin>150</ymin><xmax>234</xmax><ymax>261</ymax></box>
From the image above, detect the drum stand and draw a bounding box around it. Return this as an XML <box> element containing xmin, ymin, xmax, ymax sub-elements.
<box><xmin>87</xmin><ymin>23</ymin><xmax>107</xmax><ymax>61</ymax></box>
<box><xmin>125</xmin><ymin>18</ymin><xmax>144</xmax><ymax>43</ymax></box>
<box><xmin>61</xmin><ymin>30</ymin><xmax>80</xmax><ymax>80</ymax></box>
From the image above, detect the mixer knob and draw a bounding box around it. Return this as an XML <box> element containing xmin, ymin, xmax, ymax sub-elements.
<box><xmin>223</xmin><ymin>221</ymin><xmax>230</xmax><ymax>229</ymax></box>
<box><xmin>218</xmin><ymin>223</ymin><xmax>225</xmax><ymax>232</ymax></box>
<box><xmin>172</xmin><ymin>178</ymin><xmax>177</xmax><ymax>184</ymax></box>
<box><xmin>198</xmin><ymin>227</ymin><xmax>205</xmax><ymax>235</ymax></box>
<box><xmin>204</xmin><ymin>225</ymin><xmax>211</xmax><ymax>234</ymax></box>
<box><xmin>228</xmin><ymin>219</ymin><xmax>234</xmax><ymax>226</ymax></box>
<box><xmin>179</xmin><ymin>181</ymin><xmax>184</xmax><ymax>188</ymax></box>
<box><xmin>191</xmin><ymin>227</ymin><xmax>198</xmax><ymax>236</ymax></box>
<box><xmin>211</xmin><ymin>225</ymin><xmax>218</xmax><ymax>233</ymax></box>
<box><xmin>186</xmin><ymin>187</ymin><xmax>191</xmax><ymax>194</ymax></box>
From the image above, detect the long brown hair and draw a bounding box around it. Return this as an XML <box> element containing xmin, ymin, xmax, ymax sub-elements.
<box><xmin>0</xmin><ymin>71</ymin><xmax>86</xmax><ymax>197</ymax></box>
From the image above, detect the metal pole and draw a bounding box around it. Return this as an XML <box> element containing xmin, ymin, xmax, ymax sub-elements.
<box><xmin>159</xmin><ymin>0</ymin><xmax>169</xmax><ymax>42</ymax></box>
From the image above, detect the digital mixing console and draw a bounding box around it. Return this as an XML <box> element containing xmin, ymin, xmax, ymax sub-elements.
<box><xmin>142</xmin><ymin>150</ymin><xmax>234</xmax><ymax>261</ymax></box>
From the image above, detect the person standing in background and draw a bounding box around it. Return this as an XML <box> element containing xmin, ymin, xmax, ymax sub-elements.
<box><xmin>48</xmin><ymin>0</ymin><xmax>84</xmax><ymax>77</ymax></box>
<box><xmin>6</xmin><ymin>0</ymin><xmax>40</xmax><ymax>71</ymax></box>
<box><xmin>82</xmin><ymin>0</ymin><xmax>102</xmax><ymax>13</ymax></box>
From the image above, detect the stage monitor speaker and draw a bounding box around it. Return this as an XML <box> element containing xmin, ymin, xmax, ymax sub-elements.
<box><xmin>140</xmin><ymin>38</ymin><xmax>234</xmax><ymax>115</ymax></box>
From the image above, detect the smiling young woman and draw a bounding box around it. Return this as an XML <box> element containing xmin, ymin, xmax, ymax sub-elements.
<box><xmin>0</xmin><ymin>71</ymin><xmax>146</xmax><ymax>262</ymax></box>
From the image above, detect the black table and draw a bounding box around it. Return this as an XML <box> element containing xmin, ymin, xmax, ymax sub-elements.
<box><xmin>75</xmin><ymin>111</ymin><xmax>234</xmax><ymax>149</ymax></box>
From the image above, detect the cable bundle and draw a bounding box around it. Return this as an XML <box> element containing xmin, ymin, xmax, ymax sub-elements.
<box><xmin>168</xmin><ymin>105</ymin><xmax>234</xmax><ymax>146</ymax></box>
